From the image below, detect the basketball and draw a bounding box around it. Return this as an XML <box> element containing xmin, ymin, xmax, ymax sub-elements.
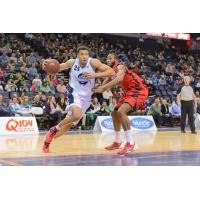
<box><xmin>44</xmin><ymin>59</ymin><xmax>60</xmax><ymax>75</ymax></box>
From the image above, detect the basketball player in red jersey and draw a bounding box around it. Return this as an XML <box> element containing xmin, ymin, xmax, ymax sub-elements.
<box><xmin>89</xmin><ymin>53</ymin><xmax>149</xmax><ymax>155</ymax></box>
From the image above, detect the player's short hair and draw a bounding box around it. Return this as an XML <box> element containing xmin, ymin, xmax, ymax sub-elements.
<box><xmin>108</xmin><ymin>51</ymin><xmax>119</xmax><ymax>60</ymax></box>
<box><xmin>77</xmin><ymin>46</ymin><xmax>90</xmax><ymax>54</ymax></box>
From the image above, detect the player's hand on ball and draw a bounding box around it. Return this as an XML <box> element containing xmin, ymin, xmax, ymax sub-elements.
<box><xmin>41</xmin><ymin>59</ymin><xmax>49</xmax><ymax>70</ymax></box>
<box><xmin>92</xmin><ymin>86</ymin><xmax>105</xmax><ymax>93</ymax></box>
<box><xmin>84</xmin><ymin>72</ymin><xmax>96</xmax><ymax>79</ymax></box>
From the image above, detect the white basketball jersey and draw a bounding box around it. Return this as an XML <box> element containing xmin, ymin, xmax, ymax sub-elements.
<box><xmin>68</xmin><ymin>58</ymin><xmax>95</xmax><ymax>96</ymax></box>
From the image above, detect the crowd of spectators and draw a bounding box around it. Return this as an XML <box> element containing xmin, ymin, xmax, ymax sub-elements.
<box><xmin>1</xmin><ymin>33</ymin><xmax>200</xmax><ymax>130</ymax></box>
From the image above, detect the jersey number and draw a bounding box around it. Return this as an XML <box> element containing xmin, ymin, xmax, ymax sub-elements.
<box><xmin>74</xmin><ymin>65</ymin><xmax>80</xmax><ymax>71</ymax></box>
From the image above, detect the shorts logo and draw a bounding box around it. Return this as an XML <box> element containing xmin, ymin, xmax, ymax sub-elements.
<box><xmin>131</xmin><ymin>118</ymin><xmax>153</xmax><ymax>129</ymax></box>
<box><xmin>101</xmin><ymin>118</ymin><xmax>114</xmax><ymax>130</ymax></box>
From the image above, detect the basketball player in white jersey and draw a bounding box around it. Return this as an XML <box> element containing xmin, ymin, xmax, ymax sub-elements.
<box><xmin>42</xmin><ymin>46</ymin><xmax>114</xmax><ymax>153</ymax></box>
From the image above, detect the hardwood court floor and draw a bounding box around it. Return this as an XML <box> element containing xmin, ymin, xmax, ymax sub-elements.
<box><xmin>1</xmin><ymin>131</ymin><xmax>200</xmax><ymax>166</ymax></box>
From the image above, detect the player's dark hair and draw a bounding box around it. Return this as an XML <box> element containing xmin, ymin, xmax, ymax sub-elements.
<box><xmin>108</xmin><ymin>51</ymin><xmax>119</xmax><ymax>61</ymax></box>
<box><xmin>77</xmin><ymin>46</ymin><xmax>90</xmax><ymax>54</ymax></box>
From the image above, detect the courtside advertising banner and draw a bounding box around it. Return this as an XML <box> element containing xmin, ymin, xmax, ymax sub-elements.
<box><xmin>0</xmin><ymin>117</ymin><xmax>39</xmax><ymax>136</ymax></box>
<box><xmin>94</xmin><ymin>116</ymin><xmax>157</xmax><ymax>133</ymax></box>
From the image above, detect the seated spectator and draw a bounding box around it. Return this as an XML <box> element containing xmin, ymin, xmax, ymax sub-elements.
<box><xmin>14</xmin><ymin>72</ymin><xmax>24</xmax><ymax>91</ymax></box>
<box><xmin>5</xmin><ymin>72</ymin><xmax>16</xmax><ymax>83</ymax></box>
<box><xmin>172</xmin><ymin>79</ymin><xmax>181</xmax><ymax>95</ymax></box>
<box><xmin>158</xmin><ymin>75</ymin><xmax>167</xmax><ymax>86</ymax></box>
<box><xmin>45</xmin><ymin>96</ymin><xmax>62</xmax><ymax>125</ymax></box>
<box><xmin>30</xmin><ymin>82</ymin><xmax>42</xmax><ymax>93</ymax></box>
<box><xmin>31</xmin><ymin>94</ymin><xmax>45</xmax><ymax>108</ymax></box>
<box><xmin>19</xmin><ymin>96</ymin><xmax>32</xmax><ymax>116</ymax></box>
<box><xmin>165</xmin><ymin>63</ymin><xmax>175</xmax><ymax>75</ymax></box>
<box><xmin>109</xmin><ymin>97</ymin><xmax>117</xmax><ymax>112</ymax></box>
<box><xmin>19</xmin><ymin>53</ymin><xmax>27</xmax><ymax>68</ymax></box>
<box><xmin>0</xmin><ymin>67</ymin><xmax>5</xmax><ymax>81</ymax></box>
<box><xmin>56</xmin><ymin>80</ymin><xmax>67</xmax><ymax>94</ymax></box>
<box><xmin>161</xmin><ymin>99</ymin><xmax>174</xmax><ymax>127</ymax></box>
<box><xmin>57</xmin><ymin>94</ymin><xmax>68</xmax><ymax>119</ymax></box>
<box><xmin>0</xmin><ymin>94</ymin><xmax>11</xmax><ymax>116</ymax></box>
<box><xmin>5</xmin><ymin>80</ymin><xmax>17</xmax><ymax>92</ymax></box>
<box><xmin>97</xmin><ymin>99</ymin><xmax>110</xmax><ymax>116</ymax></box>
<box><xmin>196</xmin><ymin>98</ymin><xmax>200</xmax><ymax>114</ymax></box>
<box><xmin>0</xmin><ymin>50</ymin><xmax>8</xmax><ymax>63</ymax></box>
<box><xmin>19</xmin><ymin>91</ymin><xmax>27</xmax><ymax>104</ymax></box>
<box><xmin>50</xmin><ymin>75</ymin><xmax>59</xmax><ymax>87</ymax></box>
<box><xmin>42</xmin><ymin>81</ymin><xmax>54</xmax><ymax>94</ymax></box>
<box><xmin>83</xmin><ymin>97</ymin><xmax>101</xmax><ymax>129</ymax></box>
<box><xmin>9</xmin><ymin>97</ymin><xmax>21</xmax><ymax>116</ymax></box>
<box><xmin>103</xmin><ymin>89</ymin><xmax>113</xmax><ymax>104</ymax></box>
<box><xmin>50</xmin><ymin>82</ymin><xmax>56</xmax><ymax>94</ymax></box>
<box><xmin>26</xmin><ymin>53</ymin><xmax>37</xmax><ymax>66</ymax></box>
<box><xmin>147</xmin><ymin>98</ymin><xmax>162</xmax><ymax>127</ymax></box>
<box><xmin>27</xmin><ymin>63</ymin><xmax>38</xmax><ymax>80</ymax></box>
<box><xmin>7</xmin><ymin>60</ymin><xmax>16</xmax><ymax>71</ymax></box>
<box><xmin>40</xmin><ymin>94</ymin><xmax>47</xmax><ymax>104</ymax></box>
<box><xmin>32</xmin><ymin>74</ymin><xmax>42</xmax><ymax>86</ymax></box>
<box><xmin>171</xmin><ymin>98</ymin><xmax>181</xmax><ymax>118</ymax></box>
<box><xmin>43</xmin><ymin>74</ymin><xmax>51</xmax><ymax>83</ymax></box>
<box><xmin>95</xmin><ymin>79</ymin><xmax>102</xmax><ymax>88</ymax></box>
<box><xmin>20</xmin><ymin>80</ymin><xmax>30</xmax><ymax>93</ymax></box>
<box><xmin>9</xmin><ymin>52</ymin><xmax>17</xmax><ymax>64</ymax></box>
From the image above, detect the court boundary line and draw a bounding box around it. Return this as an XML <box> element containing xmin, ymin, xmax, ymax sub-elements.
<box><xmin>45</xmin><ymin>152</ymin><xmax>200</xmax><ymax>166</ymax></box>
<box><xmin>3</xmin><ymin>150</ymin><xmax>200</xmax><ymax>166</ymax></box>
<box><xmin>3</xmin><ymin>148</ymin><xmax>200</xmax><ymax>161</ymax></box>
<box><xmin>0</xmin><ymin>159</ymin><xmax>22</xmax><ymax>166</ymax></box>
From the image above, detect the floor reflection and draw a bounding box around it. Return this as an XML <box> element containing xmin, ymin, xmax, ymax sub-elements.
<box><xmin>0</xmin><ymin>135</ymin><xmax>39</xmax><ymax>152</ymax></box>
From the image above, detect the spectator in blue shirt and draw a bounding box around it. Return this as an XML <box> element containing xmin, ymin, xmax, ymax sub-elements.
<box><xmin>0</xmin><ymin>51</ymin><xmax>8</xmax><ymax>62</ymax></box>
<box><xmin>196</xmin><ymin>98</ymin><xmax>200</xmax><ymax>114</ymax></box>
<box><xmin>27</xmin><ymin>63</ymin><xmax>38</xmax><ymax>80</ymax></box>
<box><xmin>171</xmin><ymin>98</ymin><xmax>181</xmax><ymax>118</ymax></box>
<box><xmin>9</xmin><ymin>97</ymin><xmax>21</xmax><ymax>116</ymax></box>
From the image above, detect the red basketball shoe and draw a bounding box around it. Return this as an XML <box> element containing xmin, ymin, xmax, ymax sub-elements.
<box><xmin>42</xmin><ymin>142</ymin><xmax>50</xmax><ymax>153</ymax></box>
<box><xmin>105</xmin><ymin>142</ymin><xmax>122</xmax><ymax>150</ymax></box>
<box><xmin>42</xmin><ymin>127</ymin><xmax>58</xmax><ymax>153</ymax></box>
<box><xmin>118</xmin><ymin>142</ymin><xmax>137</xmax><ymax>155</ymax></box>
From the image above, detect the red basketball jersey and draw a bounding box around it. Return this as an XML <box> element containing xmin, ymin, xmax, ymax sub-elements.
<box><xmin>112</xmin><ymin>64</ymin><xmax>148</xmax><ymax>94</ymax></box>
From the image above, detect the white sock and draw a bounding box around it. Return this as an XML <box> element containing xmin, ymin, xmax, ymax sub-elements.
<box><xmin>125</xmin><ymin>130</ymin><xmax>134</xmax><ymax>144</ymax></box>
<box><xmin>115</xmin><ymin>131</ymin><xmax>122</xmax><ymax>143</ymax></box>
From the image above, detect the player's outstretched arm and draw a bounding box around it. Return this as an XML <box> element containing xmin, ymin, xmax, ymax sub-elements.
<box><xmin>93</xmin><ymin>65</ymin><xmax>125</xmax><ymax>93</ymax></box>
<box><xmin>59</xmin><ymin>59</ymin><xmax>75</xmax><ymax>71</ymax></box>
<box><xmin>41</xmin><ymin>59</ymin><xmax>74</xmax><ymax>72</ymax></box>
<box><xmin>84</xmin><ymin>59</ymin><xmax>115</xmax><ymax>79</ymax></box>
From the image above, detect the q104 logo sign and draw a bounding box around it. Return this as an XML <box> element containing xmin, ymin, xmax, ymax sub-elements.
<box><xmin>101</xmin><ymin>117</ymin><xmax>154</xmax><ymax>130</ymax></box>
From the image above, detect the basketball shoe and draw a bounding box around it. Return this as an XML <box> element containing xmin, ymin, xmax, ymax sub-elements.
<box><xmin>105</xmin><ymin>142</ymin><xmax>122</xmax><ymax>150</ymax></box>
<box><xmin>42</xmin><ymin>126</ymin><xmax>58</xmax><ymax>153</ymax></box>
<box><xmin>118</xmin><ymin>142</ymin><xmax>137</xmax><ymax>155</ymax></box>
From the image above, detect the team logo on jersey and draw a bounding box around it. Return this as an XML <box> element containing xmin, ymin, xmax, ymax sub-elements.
<box><xmin>77</xmin><ymin>73</ymin><xmax>89</xmax><ymax>85</ymax></box>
